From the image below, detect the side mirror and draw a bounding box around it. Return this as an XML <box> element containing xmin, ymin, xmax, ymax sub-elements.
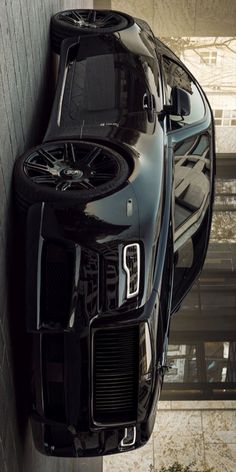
<box><xmin>163</xmin><ymin>86</ymin><xmax>191</xmax><ymax>117</ymax></box>
<box><xmin>157</xmin><ymin>362</ymin><xmax>171</xmax><ymax>375</ymax></box>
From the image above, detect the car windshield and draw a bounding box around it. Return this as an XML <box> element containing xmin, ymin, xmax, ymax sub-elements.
<box><xmin>61</xmin><ymin>51</ymin><xmax>157</xmax><ymax>132</ymax></box>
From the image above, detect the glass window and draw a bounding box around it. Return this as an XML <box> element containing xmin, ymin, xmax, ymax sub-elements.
<box><xmin>214</xmin><ymin>195</ymin><xmax>236</xmax><ymax>211</ymax></box>
<box><xmin>205</xmin><ymin>342</ymin><xmax>230</xmax><ymax>383</ymax></box>
<box><xmin>174</xmin><ymin>133</ymin><xmax>210</xmax><ymax>233</ymax></box>
<box><xmin>166</xmin><ymin>344</ymin><xmax>198</xmax><ymax>383</ymax></box>
<box><xmin>224</xmin><ymin>110</ymin><xmax>231</xmax><ymax>118</ymax></box>
<box><xmin>215</xmin><ymin>110</ymin><xmax>223</xmax><ymax>118</ymax></box>
<box><xmin>216</xmin><ymin>179</ymin><xmax>236</xmax><ymax>194</ymax></box>
<box><xmin>164</xmin><ymin>342</ymin><xmax>235</xmax><ymax>387</ymax></box>
<box><xmin>199</xmin><ymin>51</ymin><xmax>217</xmax><ymax>65</ymax></box>
<box><xmin>63</xmin><ymin>51</ymin><xmax>159</xmax><ymax>133</ymax></box>
<box><xmin>213</xmin><ymin>109</ymin><xmax>236</xmax><ymax>126</ymax></box>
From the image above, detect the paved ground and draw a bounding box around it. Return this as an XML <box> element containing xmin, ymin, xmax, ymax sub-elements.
<box><xmin>0</xmin><ymin>1</ymin><xmax>101</xmax><ymax>471</ymax></box>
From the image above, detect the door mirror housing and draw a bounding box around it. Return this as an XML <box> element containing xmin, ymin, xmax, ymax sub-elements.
<box><xmin>163</xmin><ymin>86</ymin><xmax>191</xmax><ymax>117</ymax></box>
<box><xmin>157</xmin><ymin>362</ymin><xmax>171</xmax><ymax>375</ymax></box>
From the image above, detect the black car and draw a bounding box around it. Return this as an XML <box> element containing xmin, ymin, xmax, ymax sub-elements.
<box><xmin>14</xmin><ymin>9</ymin><xmax>215</xmax><ymax>457</ymax></box>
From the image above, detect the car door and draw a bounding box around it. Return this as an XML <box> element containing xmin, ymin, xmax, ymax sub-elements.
<box><xmin>160</xmin><ymin>54</ymin><xmax>215</xmax><ymax>313</ymax></box>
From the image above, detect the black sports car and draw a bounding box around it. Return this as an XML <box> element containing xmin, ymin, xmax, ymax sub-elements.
<box><xmin>14</xmin><ymin>9</ymin><xmax>215</xmax><ymax>457</ymax></box>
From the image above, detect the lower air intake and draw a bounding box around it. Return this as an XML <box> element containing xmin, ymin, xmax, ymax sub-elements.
<box><xmin>41</xmin><ymin>242</ymin><xmax>74</xmax><ymax>328</ymax></box>
<box><xmin>42</xmin><ymin>334</ymin><xmax>66</xmax><ymax>422</ymax></box>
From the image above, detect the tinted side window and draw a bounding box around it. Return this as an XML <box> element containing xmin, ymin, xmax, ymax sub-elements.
<box><xmin>174</xmin><ymin>133</ymin><xmax>211</xmax><ymax>240</ymax></box>
<box><xmin>163</xmin><ymin>56</ymin><xmax>205</xmax><ymax>127</ymax></box>
<box><xmin>171</xmin><ymin>132</ymin><xmax>212</xmax><ymax>313</ymax></box>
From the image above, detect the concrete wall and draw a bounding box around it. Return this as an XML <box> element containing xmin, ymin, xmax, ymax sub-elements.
<box><xmin>109</xmin><ymin>0</ymin><xmax>236</xmax><ymax>36</ymax></box>
<box><xmin>0</xmin><ymin>2</ymin><xmax>99</xmax><ymax>472</ymax></box>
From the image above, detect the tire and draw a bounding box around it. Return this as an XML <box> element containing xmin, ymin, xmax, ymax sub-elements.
<box><xmin>14</xmin><ymin>140</ymin><xmax>130</xmax><ymax>212</ymax></box>
<box><xmin>51</xmin><ymin>9</ymin><xmax>133</xmax><ymax>54</ymax></box>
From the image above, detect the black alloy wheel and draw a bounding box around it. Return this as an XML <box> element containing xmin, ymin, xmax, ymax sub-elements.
<box><xmin>14</xmin><ymin>141</ymin><xmax>129</xmax><ymax>211</ymax></box>
<box><xmin>51</xmin><ymin>9</ymin><xmax>133</xmax><ymax>54</ymax></box>
<box><xmin>57</xmin><ymin>9</ymin><xmax>129</xmax><ymax>31</ymax></box>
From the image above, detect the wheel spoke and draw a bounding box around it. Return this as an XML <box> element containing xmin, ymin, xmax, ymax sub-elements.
<box><xmin>64</xmin><ymin>143</ymin><xmax>69</xmax><ymax>163</ymax></box>
<box><xmin>38</xmin><ymin>149</ymin><xmax>58</xmax><ymax>165</ymax></box>
<box><xmin>31</xmin><ymin>175</ymin><xmax>56</xmax><ymax>184</ymax></box>
<box><xmin>69</xmin><ymin>143</ymin><xmax>76</xmax><ymax>163</ymax></box>
<box><xmin>78</xmin><ymin>180</ymin><xmax>94</xmax><ymax>190</ymax></box>
<box><xmin>25</xmin><ymin>162</ymin><xmax>49</xmax><ymax>173</ymax></box>
<box><xmin>82</xmin><ymin>147</ymin><xmax>101</xmax><ymax>167</ymax></box>
<box><xmin>92</xmin><ymin>161</ymin><xmax>115</xmax><ymax>171</ymax></box>
<box><xmin>72</xmin><ymin>10</ymin><xmax>83</xmax><ymax>21</ymax></box>
<box><xmin>83</xmin><ymin>180</ymin><xmax>94</xmax><ymax>188</ymax></box>
<box><xmin>90</xmin><ymin>173</ymin><xmax>113</xmax><ymax>180</ymax></box>
<box><xmin>56</xmin><ymin>180</ymin><xmax>72</xmax><ymax>191</ymax></box>
<box><xmin>60</xmin><ymin>14</ymin><xmax>77</xmax><ymax>25</ymax></box>
<box><xmin>64</xmin><ymin>142</ymin><xmax>76</xmax><ymax>164</ymax></box>
<box><xmin>98</xmin><ymin>13</ymin><xmax>115</xmax><ymax>26</ymax></box>
<box><xmin>87</xmin><ymin>10</ymin><xmax>96</xmax><ymax>23</ymax></box>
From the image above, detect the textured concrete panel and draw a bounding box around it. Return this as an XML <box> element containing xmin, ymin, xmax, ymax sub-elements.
<box><xmin>153</xmin><ymin>432</ymin><xmax>205</xmax><ymax>470</ymax></box>
<box><xmin>94</xmin><ymin>0</ymin><xmax>112</xmax><ymax>8</ymax></box>
<box><xmin>205</xmin><ymin>443</ymin><xmax>236</xmax><ymax>472</ymax></box>
<box><xmin>153</xmin><ymin>0</ymin><xmax>197</xmax><ymax>36</ymax></box>
<box><xmin>103</xmin><ymin>435</ymin><xmax>154</xmax><ymax>472</ymax></box>
<box><xmin>153</xmin><ymin>409</ymin><xmax>202</xmax><ymax>434</ymax></box>
<box><xmin>170</xmin><ymin>400</ymin><xmax>236</xmax><ymax>410</ymax></box>
<box><xmin>202</xmin><ymin>410</ymin><xmax>236</xmax><ymax>443</ymax></box>
<box><xmin>195</xmin><ymin>0</ymin><xmax>236</xmax><ymax>35</ymax></box>
<box><xmin>112</xmin><ymin>0</ymin><xmax>155</xmax><ymax>30</ymax></box>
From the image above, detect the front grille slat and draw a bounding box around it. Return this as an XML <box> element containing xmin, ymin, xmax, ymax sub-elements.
<box><xmin>93</xmin><ymin>326</ymin><xmax>139</xmax><ymax>424</ymax></box>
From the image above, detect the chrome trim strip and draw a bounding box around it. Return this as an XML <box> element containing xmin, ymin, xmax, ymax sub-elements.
<box><xmin>68</xmin><ymin>244</ymin><xmax>81</xmax><ymax>329</ymax></box>
<box><xmin>120</xmin><ymin>427</ymin><xmax>136</xmax><ymax>448</ymax></box>
<box><xmin>57</xmin><ymin>65</ymin><xmax>69</xmax><ymax>126</ymax></box>
<box><xmin>123</xmin><ymin>243</ymin><xmax>140</xmax><ymax>299</ymax></box>
<box><xmin>36</xmin><ymin>202</ymin><xmax>45</xmax><ymax>329</ymax></box>
<box><xmin>144</xmin><ymin>322</ymin><xmax>152</xmax><ymax>374</ymax></box>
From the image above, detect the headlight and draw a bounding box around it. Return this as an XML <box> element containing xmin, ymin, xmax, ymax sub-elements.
<box><xmin>123</xmin><ymin>243</ymin><xmax>140</xmax><ymax>298</ymax></box>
